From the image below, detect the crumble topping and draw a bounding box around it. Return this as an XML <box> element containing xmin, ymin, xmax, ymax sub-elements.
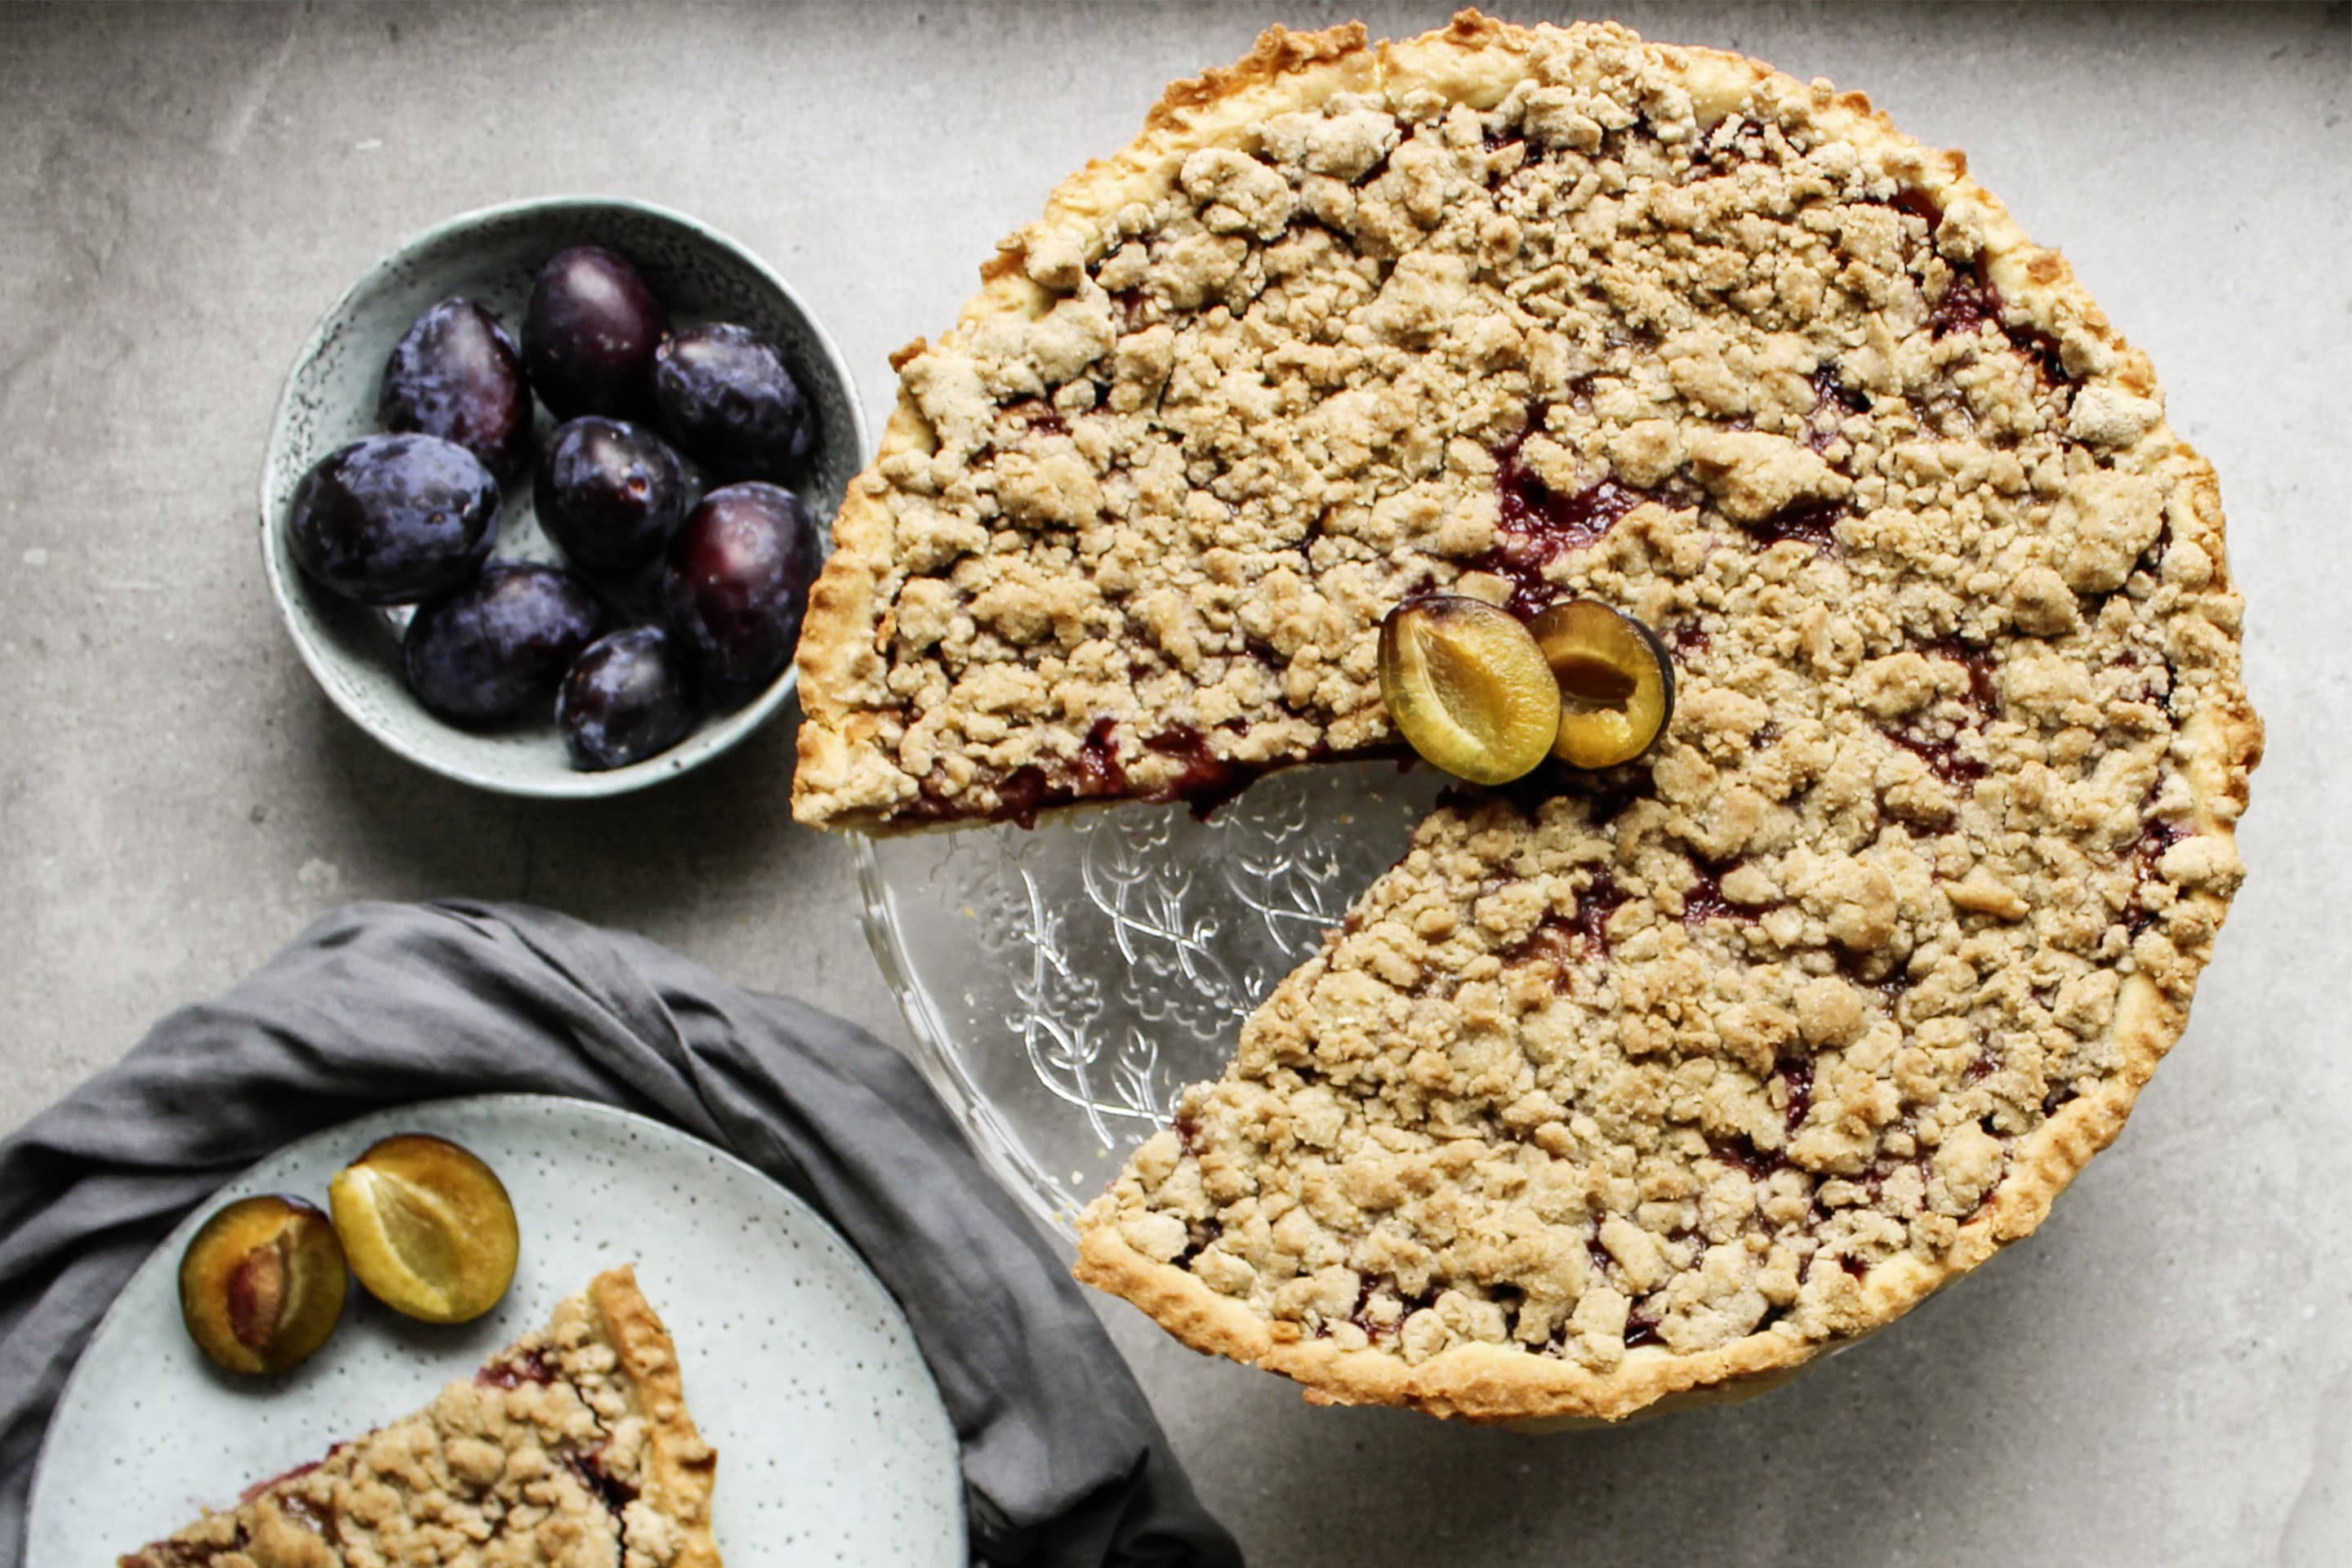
<box><xmin>794</xmin><ymin>14</ymin><xmax>2255</xmax><ymax>1410</ymax></box>
<box><xmin>794</xmin><ymin>24</ymin><xmax>2235</xmax><ymax>839</ymax></box>
<box><xmin>121</xmin><ymin>1277</ymin><xmax>712</xmax><ymax>1568</ymax></box>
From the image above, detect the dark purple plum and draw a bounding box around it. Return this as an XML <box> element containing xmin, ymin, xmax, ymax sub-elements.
<box><xmin>402</xmin><ymin>562</ymin><xmax>608</xmax><ymax>726</ymax></box>
<box><xmin>534</xmin><ymin>417</ymin><xmax>688</xmax><ymax>577</ymax></box>
<box><xmin>652</xmin><ymin>323</ymin><xmax>813</xmax><ymax>482</ymax></box>
<box><xmin>663</xmin><ymin>483</ymin><xmax>820</xmax><ymax>688</ymax></box>
<box><xmin>558</xmin><ymin>627</ymin><xmax>697</xmax><ymax>770</ymax></box>
<box><xmin>521</xmin><ymin>247</ymin><xmax>666</xmax><ymax>420</ymax></box>
<box><xmin>287</xmin><ymin>434</ymin><xmax>499</xmax><ymax>604</ymax></box>
<box><xmin>377</xmin><ymin>296</ymin><xmax>533</xmax><ymax>480</ymax></box>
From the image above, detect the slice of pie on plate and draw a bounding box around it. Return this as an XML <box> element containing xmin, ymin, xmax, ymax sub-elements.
<box><xmin>792</xmin><ymin>11</ymin><xmax>2259</xmax><ymax>1421</ymax></box>
<box><xmin>119</xmin><ymin>1266</ymin><xmax>718</xmax><ymax>1568</ymax></box>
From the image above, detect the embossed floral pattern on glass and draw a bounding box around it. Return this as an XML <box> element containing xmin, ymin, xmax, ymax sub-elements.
<box><xmin>858</xmin><ymin>762</ymin><xmax>1446</xmax><ymax>1229</ymax></box>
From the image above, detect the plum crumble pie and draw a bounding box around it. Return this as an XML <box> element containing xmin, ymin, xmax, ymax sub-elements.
<box><xmin>791</xmin><ymin>12</ymin><xmax>2259</xmax><ymax>1421</ymax></box>
<box><xmin>120</xmin><ymin>1267</ymin><xmax>719</xmax><ymax>1567</ymax></box>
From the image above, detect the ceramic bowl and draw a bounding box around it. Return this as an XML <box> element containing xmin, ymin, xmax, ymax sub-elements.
<box><xmin>261</xmin><ymin>197</ymin><xmax>868</xmax><ymax>798</ymax></box>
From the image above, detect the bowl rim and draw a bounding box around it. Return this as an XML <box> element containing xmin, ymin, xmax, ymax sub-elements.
<box><xmin>258</xmin><ymin>193</ymin><xmax>871</xmax><ymax>800</ymax></box>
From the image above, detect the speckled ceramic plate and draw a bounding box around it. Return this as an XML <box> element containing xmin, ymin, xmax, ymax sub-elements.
<box><xmin>261</xmin><ymin>197</ymin><xmax>871</xmax><ymax>798</ymax></box>
<box><xmin>23</xmin><ymin>1094</ymin><xmax>964</xmax><ymax>1566</ymax></box>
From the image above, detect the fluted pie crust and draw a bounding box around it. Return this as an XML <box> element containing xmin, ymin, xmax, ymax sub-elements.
<box><xmin>793</xmin><ymin>12</ymin><xmax>2260</xmax><ymax>1422</ymax></box>
<box><xmin>120</xmin><ymin>1267</ymin><xmax>719</xmax><ymax>1568</ymax></box>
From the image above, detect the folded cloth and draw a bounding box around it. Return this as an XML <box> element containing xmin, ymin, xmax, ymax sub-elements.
<box><xmin>0</xmin><ymin>901</ymin><xmax>1239</xmax><ymax>1568</ymax></box>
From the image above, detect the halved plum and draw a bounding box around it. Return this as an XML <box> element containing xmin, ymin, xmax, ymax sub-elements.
<box><xmin>327</xmin><ymin>1134</ymin><xmax>519</xmax><ymax>1325</ymax></box>
<box><xmin>1529</xmin><ymin>599</ymin><xmax>1674</xmax><ymax>768</ymax></box>
<box><xmin>1377</xmin><ymin>595</ymin><xmax>1560</xmax><ymax>785</ymax></box>
<box><xmin>179</xmin><ymin>1196</ymin><xmax>349</xmax><ymax>1376</ymax></box>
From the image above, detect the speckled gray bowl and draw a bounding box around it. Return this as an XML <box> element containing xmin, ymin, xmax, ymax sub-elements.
<box><xmin>261</xmin><ymin>198</ymin><xmax>869</xmax><ymax>798</ymax></box>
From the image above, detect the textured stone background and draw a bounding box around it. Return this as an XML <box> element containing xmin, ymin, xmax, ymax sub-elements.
<box><xmin>2</xmin><ymin>4</ymin><xmax>2343</xmax><ymax>1563</ymax></box>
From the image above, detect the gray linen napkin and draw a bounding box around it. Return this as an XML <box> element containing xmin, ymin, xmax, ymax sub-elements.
<box><xmin>0</xmin><ymin>900</ymin><xmax>1240</xmax><ymax>1568</ymax></box>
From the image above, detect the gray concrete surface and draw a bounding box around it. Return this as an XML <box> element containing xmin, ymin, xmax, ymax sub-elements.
<box><xmin>2</xmin><ymin>2</ymin><xmax>2345</xmax><ymax>1563</ymax></box>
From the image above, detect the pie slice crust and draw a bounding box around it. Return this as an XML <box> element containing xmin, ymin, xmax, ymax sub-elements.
<box><xmin>792</xmin><ymin>10</ymin><xmax>2260</xmax><ymax>1423</ymax></box>
<box><xmin>120</xmin><ymin>1265</ymin><xmax>719</xmax><ymax>1568</ymax></box>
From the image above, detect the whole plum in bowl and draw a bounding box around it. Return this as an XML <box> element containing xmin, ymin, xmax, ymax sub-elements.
<box><xmin>261</xmin><ymin>197</ymin><xmax>867</xmax><ymax>799</ymax></box>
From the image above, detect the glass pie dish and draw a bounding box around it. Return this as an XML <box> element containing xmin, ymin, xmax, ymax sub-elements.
<box><xmin>857</xmin><ymin>761</ymin><xmax>1450</xmax><ymax>1232</ymax></box>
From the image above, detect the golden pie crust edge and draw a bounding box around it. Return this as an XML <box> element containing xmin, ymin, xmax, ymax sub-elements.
<box><xmin>795</xmin><ymin>10</ymin><xmax>2263</xmax><ymax>1421</ymax></box>
<box><xmin>590</xmin><ymin>1265</ymin><xmax>722</xmax><ymax>1567</ymax></box>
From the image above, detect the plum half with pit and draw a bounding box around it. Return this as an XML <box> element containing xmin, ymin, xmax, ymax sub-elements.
<box><xmin>1529</xmin><ymin>599</ymin><xmax>1675</xmax><ymax>768</ymax></box>
<box><xmin>378</xmin><ymin>296</ymin><xmax>533</xmax><ymax>480</ymax></box>
<box><xmin>558</xmin><ymin>626</ymin><xmax>697</xmax><ymax>770</ymax></box>
<box><xmin>179</xmin><ymin>1195</ymin><xmax>349</xmax><ymax>1376</ymax></box>
<box><xmin>287</xmin><ymin>434</ymin><xmax>499</xmax><ymax>604</ymax></box>
<box><xmin>663</xmin><ymin>483</ymin><xmax>820</xmax><ymax>688</ymax></box>
<box><xmin>652</xmin><ymin>323</ymin><xmax>813</xmax><ymax>482</ymax></box>
<box><xmin>403</xmin><ymin>562</ymin><xmax>608</xmax><ymax>725</ymax></box>
<box><xmin>521</xmin><ymin>247</ymin><xmax>667</xmax><ymax>420</ymax></box>
<box><xmin>534</xmin><ymin>416</ymin><xmax>688</xmax><ymax>577</ymax></box>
